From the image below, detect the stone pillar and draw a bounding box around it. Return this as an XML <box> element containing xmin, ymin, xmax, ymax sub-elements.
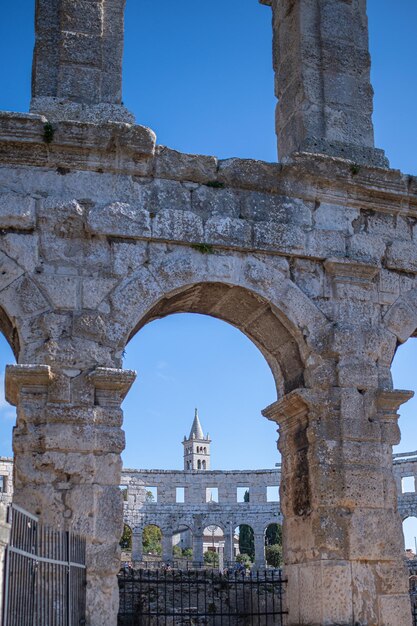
<box><xmin>192</xmin><ymin>533</ymin><xmax>204</xmax><ymax>567</ymax></box>
<box><xmin>5</xmin><ymin>364</ymin><xmax>136</xmax><ymax>626</ymax></box>
<box><xmin>253</xmin><ymin>531</ymin><xmax>266</xmax><ymax>570</ymax></box>
<box><xmin>260</xmin><ymin>0</ymin><xmax>388</xmax><ymax>166</ymax></box>
<box><xmin>162</xmin><ymin>532</ymin><xmax>172</xmax><ymax>563</ymax></box>
<box><xmin>31</xmin><ymin>0</ymin><xmax>134</xmax><ymax>123</ymax></box>
<box><xmin>224</xmin><ymin>523</ymin><xmax>235</xmax><ymax>565</ymax></box>
<box><xmin>132</xmin><ymin>530</ymin><xmax>143</xmax><ymax>563</ymax></box>
<box><xmin>263</xmin><ymin>388</ymin><xmax>413</xmax><ymax>626</ymax></box>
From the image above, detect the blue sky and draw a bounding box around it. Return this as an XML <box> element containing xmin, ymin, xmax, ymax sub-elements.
<box><xmin>0</xmin><ymin>0</ymin><xmax>417</xmax><ymax>542</ymax></box>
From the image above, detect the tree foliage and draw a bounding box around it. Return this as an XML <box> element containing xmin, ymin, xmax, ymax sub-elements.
<box><xmin>204</xmin><ymin>550</ymin><xmax>219</xmax><ymax>566</ymax></box>
<box><xmin>143</xmin><ymin>524</ymin><xmax>162</xmax><ymax>555</ymax></box>
<box><xmin>236</xmin><ymin>553</ymin><xmax>252</xmax><ymax>568</ymax></box>
<box><xmin>265</xmin><ymin>544</ymin><xmax>283</xmax><ymax>568</ymax></box>
<box><xmin>265</xmin><ymin>523</ymin><xmax>282</xmax><ymax>547</ymax></box>
<box><xmin>120</xmin><ymin>524</ymin><xmax>132</xmax><ymax>550</ymax></box>
<box><xmin>238</xmin><ymin>524</ymin><xmax>254</xmax><ymax>561</ymax></box>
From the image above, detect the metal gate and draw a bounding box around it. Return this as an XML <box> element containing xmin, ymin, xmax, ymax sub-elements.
<box><xmin>2</xmin><ymin>504</ymin><xmax>86</xmax><ymax>626</ymax></box>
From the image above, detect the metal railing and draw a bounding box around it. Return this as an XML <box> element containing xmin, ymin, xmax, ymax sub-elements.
<box><xmin>118</xmin><ymin>567</ymin><xmax>287</xmax><ymax>625</ymax></box>
<box><xmin>2</xmin><ymin>504</ymin><xmax>86</xmax><ymax>626</ymax></box>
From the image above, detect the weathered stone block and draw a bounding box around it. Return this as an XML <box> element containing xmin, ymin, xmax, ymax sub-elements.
<box><xmin>87</xmin><ymin>202</ymin><xmax>151</xmax><ymax>239</ymax></box>
<box><xmin>0</xmin><ymin>194</ymin><xmax>35</xmax><ymax>229</ymax></box>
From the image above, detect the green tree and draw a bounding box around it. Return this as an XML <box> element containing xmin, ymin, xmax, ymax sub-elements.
<box><xmin>204</xmin><ymin>550</ymin><xmax>219</xmax><ymax>566</ymax></box>
<box><xmin>173</xmin><ymin>545</ymin><xmax>182</xmax><ymax>558</ymax></box>
<box><xmin>236</xmin><ymin>553</ymin><xmax>252</xmax><ymax>569</ymax></box>
<box><xmin>143</xmin><ymin>525</ymin><xmax>162</xmax><ymax>555</ymax></box>
<box><xmin>265</xmin><ymin>523</ymin><xmax>282</xmax><ymax>547</ymax></box>
<box><xmin>238</xmin><ymin>524</ymin><xmax>254</xmax><ymax>561</ymax></box>
<box><xmin>183</xmin><ymin>548</ymin><xmax>193</xmax><ymax>558</ymax></box>
<box><xmin>265</xmin><ymin>544</ymin><xmax>283</xmax><ymax>568</ymax></box>
<box><xmin>120</xmin><ymin>524</ymin><xmax>132</xmax><ymax>551</ymax></box>
<box><xmin>145</xmin><ymin>490</ymin><xmax>155</xmax><ymax>502</ymax></box>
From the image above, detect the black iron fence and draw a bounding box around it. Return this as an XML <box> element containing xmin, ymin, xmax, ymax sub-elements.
<box><xmin>2</xmin><ymin>504</ymin><xmax>86</xmax><ymax>626</ymax></box>
<box><xmin>118</xmin><ymin>568</ymin><xmax>287</xmax><ymax>625</ymax></box>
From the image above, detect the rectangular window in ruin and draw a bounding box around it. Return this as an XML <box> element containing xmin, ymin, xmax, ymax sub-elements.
<box><xmin>145</xmin><ymin>486</ymin><xmax>158</xmax><ymax>502</ymax></box>
<box><xmin>119</xmin><ymin>485</ymin><xmax>128</xmax><ymax>501</ymax></box>
<box><xmin>267</xmin><ymin>486</ymin><xmax>279</xmax><ymax>502</ymax></box>
<box><xmin>206</xmin><ymin>487</ymin><xmax>219</xmax><ymax>503</ymax></box>
<box><xmin>176</xmin><ymin>487</ymin><xmax>185</xmax><ymax>503</ymax></box>
<box><xmin>0</xmin><ymin>475</ymin><xmax>6</xmax><ymax>493</ymax></box>
<box><xmin>402</xmin><ymin>476</ymin><xmax>415</xmax><ymax>493</ymax></box>
<box><xmin>237</xmin><ymin>487</ymin><xmax>249</xmax><ymax>503</ymax></box>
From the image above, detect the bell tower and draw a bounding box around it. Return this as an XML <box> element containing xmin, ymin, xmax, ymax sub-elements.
<box><xmin>183</xmin><ymin>409</ymin><xmax>211</xmax><ymax>471</ymax></box>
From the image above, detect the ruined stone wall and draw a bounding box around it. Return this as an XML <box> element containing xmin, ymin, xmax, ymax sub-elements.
<box><xmin>1</xmin><ymin>0</ymin><xmax>417</xmax><ymax>624</ymax></box>
<box><xmin>393</xmin><ymin>453</ymin><xmax>417</xmax><ymax>521</ymax></box>
<box><xmin>122</xmin><ymin>468</ymin><xmax>282</xmax><ymax>567</ymax></box>
<box><xmin>0</xmin><ymin>457</ymin><xmax>13</xmax><ymax>505</ymax></box>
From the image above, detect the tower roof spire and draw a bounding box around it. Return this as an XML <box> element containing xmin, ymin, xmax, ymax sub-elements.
<box><xmin>189</xmin><ymin>408</ymin><xmax>204</xmax><ymax>440</ymax></box>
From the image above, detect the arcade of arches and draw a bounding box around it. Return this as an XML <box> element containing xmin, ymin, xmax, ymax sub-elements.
<box><xmin>1</xmin><ymin>0</ymin><xmax>417</xmax><ymax>625</ymax></box>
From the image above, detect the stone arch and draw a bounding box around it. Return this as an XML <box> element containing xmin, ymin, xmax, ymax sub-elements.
<box><xmin>235</xmin><ymin>523</ymin><xmax>255</xmax><ymax>560</ymax></box>
<box><xmin>402</xmin><ymin>515</ymin><xmax>417</xmax><ymax>551</ymax></box>
<box><xmin>172</xmin><ymin>523</ymin><xmax>194</xmax><ymax>557</ymax></box>
<box><xmin>107</xmin><ymin>248</ymin><xmax>330</xmax><ymax>394</ymax></box>
<box><xmin>116</xmin><ymin>281</ymin><xmax>319</xmax><ymax>398</ymax></box>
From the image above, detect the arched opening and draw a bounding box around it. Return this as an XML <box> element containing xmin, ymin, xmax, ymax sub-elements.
<box><xmin>120</xmin><ymin>524</ymin><xmax>133</xmax><ymax>553</ymax></box>
<box><xmin>142</xmin><ymin>525</ymin><xmax>163</xmax><ymax>561</ymax></box>
<box><xmin>0</xmin><ymin>319</ymin><xmax>18</xmax><ymax>479</ymax></box>
<box><xmin>235</xmin><ymin>524</ymin><xmax>254</xmax><ymax>566</ymax></box>
<box><xmin>120</xmin><ymin>281</ymin><xmax>304</xmax><ymax>575</ymax></box>
<box><xmin>392</xmin><ymin>338</ymin><xmax>417</xmax><ymax>554</ymax></box>
<box><xmin>125</xmin><ymin>282</ymin><xmax>305</xmax><ymax>398</ymax></box>
<box><xmin>172</xmin><ymin>524</ymin><xmax>193</xmax><ymax>562</ymax></box>
<box><xmin>264</xmin><ymin>523</ymin><xmax>282</xmax><ymax>568</ymax></box>
<box><xmin>403</xmin><ymin>517</ymin><xmax>417</xmax><ymax>558</ymax></box>
<box><xmin>203</xmin><ymin>525</ymin><xmax>224</xmax><ymax>568</ymax></box>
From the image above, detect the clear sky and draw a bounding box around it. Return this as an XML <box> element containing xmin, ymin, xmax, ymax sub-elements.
<box><xmin>0</xmin><ymin>0</ymin><xmax>416</xmax><ymax>542</ymax></box>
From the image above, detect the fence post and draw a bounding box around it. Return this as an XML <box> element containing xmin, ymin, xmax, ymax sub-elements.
<box><xmin>0</xmin><ymin>503</ymin><xmax>11</xmax><ymax>626</ymax></box>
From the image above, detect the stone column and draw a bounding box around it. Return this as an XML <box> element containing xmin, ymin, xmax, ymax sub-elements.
<box><xmin>224</xmin><ymin>522</ymin><xmax>235</xmax><ymax>565</ymax></box>
<box><xmin>162</xmin><ymin>532</ymin><xmax>173</xmax><ymax>563</ymax></box>
<box><xmin>253</xmin><ymin>531</ymin><xmax>266</xmax><ymax>570</ymax></box>
<box><xmin>31</xmin><ymin>0</ymin><xmax>134</xmax><ymax>122</ymax></box>
<box><xmin>132</xmin><ymin>530</ymin><xmax>143</xmax><ymax>564</ymax></box>
<box><xmin>263</xmin><ymin>387</ymin><xmax>413</xmax><ymax>626</ymax></box>
<box><xmin>192</xmin><ymin>533</ymin><xmax>204</xmax><ymax>567</ymax></box>
<box><xmin>260</xmin><ymin>0</ymin><xmax>388</xmax><ymax>166</ymax></box>
<box><xmin>5</xmin><ymin>364</ymin><xmax>136</xmax><ymax>626</ymax></box>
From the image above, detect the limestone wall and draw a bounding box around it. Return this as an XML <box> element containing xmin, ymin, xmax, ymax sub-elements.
<box><xmin>0</xmin><ymin>457</ymin><xmax>13</xmax><ymax>505</ymax></box>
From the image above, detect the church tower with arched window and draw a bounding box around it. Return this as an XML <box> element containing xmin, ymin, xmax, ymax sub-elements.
<box><xmin>183</xmin><ymin>409</ymin><xmax>211</xmax><ymax>471</ymax></box>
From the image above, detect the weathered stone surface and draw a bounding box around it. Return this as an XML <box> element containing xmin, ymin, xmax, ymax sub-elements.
<box><xmin>0</xmin><ymin>193</ymin><xmax>35</xmax><ymax>229</ymax></box>
<box><xmin>0</xmin><ymin>1</ymin><xmax>415</xmax><ymax>625</ymax></box>
<box><xmin>87</xmin><ymin>202</ymin><xmax>151</xmax><ymax>239</ymax></box>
